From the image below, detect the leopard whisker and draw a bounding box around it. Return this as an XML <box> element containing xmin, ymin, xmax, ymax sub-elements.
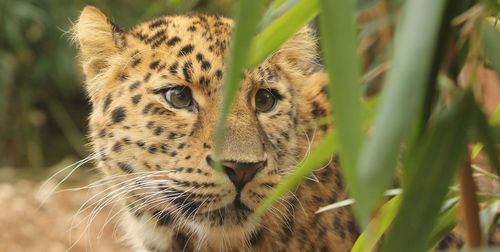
<box><xmin>288</xmin><ymin>191</ymin><xmax>306</xmax><ymax>215</ymax></box>
<box><xmin>74</xmin><ymin>180</ymin><xmax>175</xmax><ymax>232</ymax></box>
<box><xmin>88</xmin><ymin>186</ymin><xmax>187</xmax><ymax>243</ymax></box>
<box><xmin>67</xmin><ymin>184</ymin><xmax>168</xmax><ymax>252</ymax></box>
<box><xmin>147</xmin><ymin>186</ymin><xmax>199</xmax><ymax>229</ymax></box>
<box><xmin>188</xmin><ymin>197</ymin><xmax>209</xmax><ymax>223</ymax></box>
<box><xmin>254</xmin><ymin>193</ymin><xmax>289</xmax><ymax>236</ymax></box>
<box><xmin>38</xmin><ymin>151</ymin><xmax>101</xmax><ymax>207</ymax></box>
<box><xmin>97</xmin><ymin>188</ymin><xmax>175</xmax><ymax>239</ymax></box>
<box><xmin>59</xmin><ymin>170</ymin><xmax>175</xmax><ymax>193</ymax></box>
<box><xmin>72</xmin><ymin>175</ymin><xmax>172</xmax><ymax>220</ymax></box>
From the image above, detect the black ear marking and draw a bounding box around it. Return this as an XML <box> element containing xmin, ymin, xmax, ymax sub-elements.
<box><xmin>107</xmin><ymin>18</ymin><xmax>127</xmax><ymax>48</ymax></box>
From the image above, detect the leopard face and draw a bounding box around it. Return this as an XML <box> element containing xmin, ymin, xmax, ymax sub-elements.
<box><xmin>73</xmin><ymin>6</ymin><xmax>334</xmax><ymax>251</ymax></box>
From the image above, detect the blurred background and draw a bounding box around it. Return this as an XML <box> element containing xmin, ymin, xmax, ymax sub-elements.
<box><xmin>0</xmin><ymin>0</ymin><xmax>499</xmax><ymax>251</ymax></box>
<box><xmin>0</xmin><ymin>0</ymin><xmax>234</xmax><ymax>172</ymax></box>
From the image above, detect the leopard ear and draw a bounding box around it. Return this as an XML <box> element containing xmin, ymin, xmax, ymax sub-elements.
<box><xmin>72</xmin><ymin>6</ymin><xmax>127</xmax><ymax>80</ymax></box>
<box><xmin>269</xmin><ymin>26</ymin><xmax>319</xmax><ymax>74</ymax></box>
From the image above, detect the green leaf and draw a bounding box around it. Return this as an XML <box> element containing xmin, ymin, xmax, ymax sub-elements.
<box><xmin>473</xmin><ymin>102</ymin><xmax>500</xmax><ymax>175</ymax></box>
<box><xmin>163</xmin><ymin>0</ymin><xmax>200</xmax><ymax>13</ymax></box>
<box><xmin>481</xmin><ymin>0</ymin><xmax>500</xmax><ymax>13</ymax></box>
<box><xmin>246</xmin><ymin>0</ymin><xmax>319</xmax><ymax>68</ymax></box>
<box><xmin>469</xmin><ymin>96</ymin><xmax>500</xmax><ymax>159</ymax></box>
<box><xmin>426</xmin><ymin>201</ymin><xmax>459</xmax><ymax>250</ymax></box>
<box><xmin>356</xmin><ymin>0</ymin><xmax>383</xmax><ymax>11</ymax></box>
<box><xmin>482</xmin><ymin>23</ymin><xmax>500</xmax><ymax>75</ymax></box>
<box><xmin>351</xmin><ymin>195</ymin><xmax>402</xmax><ymax>252</ymax></box>
<box><xmin>457</xmin><ymin>39</ymin><xmax>470</xmax><ymax>74</ymax></box>
<box><xmin>214</xmin><ymin>0</ymin><xmax>267</xmax><ymax>170</ymax></box>
<box><xmin>470</xmin><ymin>105</ymin><xmax>500</xmax><ymax>150</ymax></box>
<box><xmin>353</xmin><ymin>196</ymin><xmax>459</xmax><ymax>252</ymax></box>
<box><xmin>362</xmin><ymin>95</ymin><xmax>380</xmax><ymax>132</ymax></box>
<box><xmin>471</xmin><ymin>143</ymin><xmax>484</xmax><ymax>159</ymax></box>
<box><xmin>318</xmin><ymin>0</ymin><xmax>364</xmax><ymax>225</ymax></box>
<box><xmin>355</xmin><ymin>0</ymin><xmax>450</xmax><ymax>226</ymax></box>
<box><xmin>380</xmin><ymin>91</ymin><xmax>476</xmax><ymax>252</ymax></box>
<box><xmin>472</xmin><ymin>164</ymin><xmax>500</xmax><ymax>180</ymax></box>
<box><xmin>315</xmin><ymin>188</ymin><xmax>401</xmax><ymax>214</ymax></box>
<box><xmin>269</xmin><ymin>0</ymin><xmax>289</xmax><ymax>10</ymax></box>
<box><xmin>490</xmin><ymin>104</ymin><xmax>500</xmax><ymax>125</ymax></box>
<box><xmin>479</xmin><ymin>199</ymin><xmax>500</xmax><ymax>241</ymax></box>
<box><xmin>259</xmin><ymin>0</ymin><xmax>301</xmax><ymax>30</ymax></box>
<box><xmin>254</xmin><ymin>130</ymin><xmax>338</xmax><ymax>216</ymax></box>
<box><xmin>459</xmin><ymin>248</ymin><xmax>500</xmax><ymax>252</ymax></box>
<box><xmin>315</xmin><ymin>198</ymin><xmax>356</xmax><ymax>214</ymax></box>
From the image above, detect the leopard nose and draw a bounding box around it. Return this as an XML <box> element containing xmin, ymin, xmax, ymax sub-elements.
<box><xmin>206</xmin><ymin>156</ymin><xmax>266</xmax><ymax>190</ymax></box>
<box><xmin>222</xmin><ymin>160</ymin><xmax>265</xmax><ymax>190</ymax></box>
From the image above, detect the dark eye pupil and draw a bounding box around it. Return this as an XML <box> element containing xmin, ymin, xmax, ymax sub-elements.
<box><xmin>166</xmin><ymin>87</ymin><xmax>192</xmax><ymax>108</ymax></box>
<box><xmin>255</xmin><ymin>89</ymin><xmax>276</xmax><ymax>112</ymax></box>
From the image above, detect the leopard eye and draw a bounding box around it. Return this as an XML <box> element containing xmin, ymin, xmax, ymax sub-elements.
<box><xmin>255</xmin><ymin>89</ymin><xmax>277</xmax><ymax>113</ymax></box>
<box><xmin>163</xmin><ymin>86</ymin><xmax>192</xmax><ymax>109</ymax></box>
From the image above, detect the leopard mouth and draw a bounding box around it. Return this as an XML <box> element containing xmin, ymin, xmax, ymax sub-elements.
<box><xmin>232</xmin><ymin>192</ymin><xmax>252</xmax><ymax>212</ymax></box>
<box><xmin>204</xmin><ymin>192</ymin><xmax>252</xmax><ymax>214</ymax></box>
<box><xmin>187</xmin><ymin>193</ymin><xmax>254</xmax><ymax>227</ymax></box>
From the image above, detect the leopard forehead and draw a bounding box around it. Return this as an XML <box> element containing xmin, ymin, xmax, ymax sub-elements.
<box><xmin>93</xmin><ymin>13</ymin><xmax>287</xmax><ymax>110</ymax></box>
<box><xmin>133</xmin><ymin>14</ymin><xmax>233</xmax><ymax>58</ymax></box>
<box><xmin>88</xmin><ymin>14</ymin><xmax>299</xmax><ymax>180</ymax></box>
<box><xmin>115</xmin><ymin>15</ymin><xmax>231</xmax><ymax>93</ymax></box>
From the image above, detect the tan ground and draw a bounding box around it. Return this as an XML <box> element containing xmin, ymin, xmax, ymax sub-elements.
<box><xmin>0</xmin><ymin>175</ymin><xmax>128</xmax><ymax>252</ymax></box>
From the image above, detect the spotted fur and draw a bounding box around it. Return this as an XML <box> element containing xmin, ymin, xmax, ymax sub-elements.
<box><xmin>73</xmin><ymin>6</ymin><xmax>357</xmax><ymax>252</ymax></box>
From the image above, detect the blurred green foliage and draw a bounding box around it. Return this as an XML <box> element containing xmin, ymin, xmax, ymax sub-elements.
<box><xmin>0</xmin><ymin>0</ymin><xmax>234</xmax><ymax>169</ymax></box>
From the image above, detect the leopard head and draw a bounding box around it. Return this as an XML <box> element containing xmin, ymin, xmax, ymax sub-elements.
<box><xmin>73</xmin><ymin>6</ymin><xmax>330</xmax><ymax>244</ymax></box>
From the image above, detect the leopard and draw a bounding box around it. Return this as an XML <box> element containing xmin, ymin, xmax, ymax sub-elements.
<box><xmin>69</xmin><ymin>4</ymin><xmax>495</xmax><ymax>252</ymax></box>
<box><xmin>72</xmin><ymin>5</ymin><xmax>365</xmax><ymax>252</ymax></box>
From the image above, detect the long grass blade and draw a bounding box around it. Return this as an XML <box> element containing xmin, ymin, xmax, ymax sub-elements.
<box><xmin>246</xmin><ymin>0</ymin><xmax>319</xmax><ymax>69</ymax></box>
<box><xmin>259</xmin><ymin>0</ymin><xmax>301</xmax><ymax>30</ymax></box>
<box><xmin>254</xmin><ymin>131</ymin><xmax>338</xmax><ymax>216</ymax></box>
<box><xmin>355</xmin><ymin>0</ymin><xmax>450</xmax><ymax>226</ymax></box>
<box><xmin>316</xmin><ymin>188</ymin><xmax>401</xmax><ymax>214</ymax></box>
<box><xmin>426</xmin><ymin>202</ymin><xmax>459</xmax><ymax>250</ymax></box>
<box><xmin>214</xmin><ymin>0</ymin><xmax>266</xmax><ymax>170</ymax></box>
<box><xmin>460</xmin><ymin>248</ymin><xmax>500</xmax><ymax>252</ymax></box>
<box><xmin>472</xmin><ymin>104</ymin><xmax>500</xmax><ymax>158</ymax></box>
<box><xmin>356</xmin><ymin>0</ymin><xmax>383</xmax><ymax>11</ymax></box>
<box><xmin>473</xmin><ymin>103</ymin><xmax>500</xmax><ymax>175</ymax></box>
<box><xmin>380</xmin><ymin>91</ymin><xmax>476</xmax><ymax>252</ymax></box>
<box><xmin>482</xmin><ymin>22</ymin><xmax>500</xmax><ymax>74</ymax></box>
<box><xmin>351</xmin><ymin>195</ymin><xmax>402</xmax><ymax>252</ymax></box>
<box><xmin>479</xmin><ymin>199</ymin><xmax>500</xmax><ymax>241</ymax></box>
<box><xmin>318</xmin><ymin>0</ymin><xmax>364</xmax><ymax>225</ymax></box>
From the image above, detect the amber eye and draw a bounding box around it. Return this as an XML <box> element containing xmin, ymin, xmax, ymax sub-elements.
<box><xmin>164</xmin><ymin>86</ymin><xmax>193</xmax><ymax>109</ymax></box>
<box><xmin>255</xmin><ymin>89</ymin><xmax>277</xmax><ymax>112</ymax></box>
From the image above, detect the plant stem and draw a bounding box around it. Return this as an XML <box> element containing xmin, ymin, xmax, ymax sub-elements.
<box><xmin>459</xmin><ymin>157</ymin><xmax>482</xmax><ymax>247</ymax></box>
